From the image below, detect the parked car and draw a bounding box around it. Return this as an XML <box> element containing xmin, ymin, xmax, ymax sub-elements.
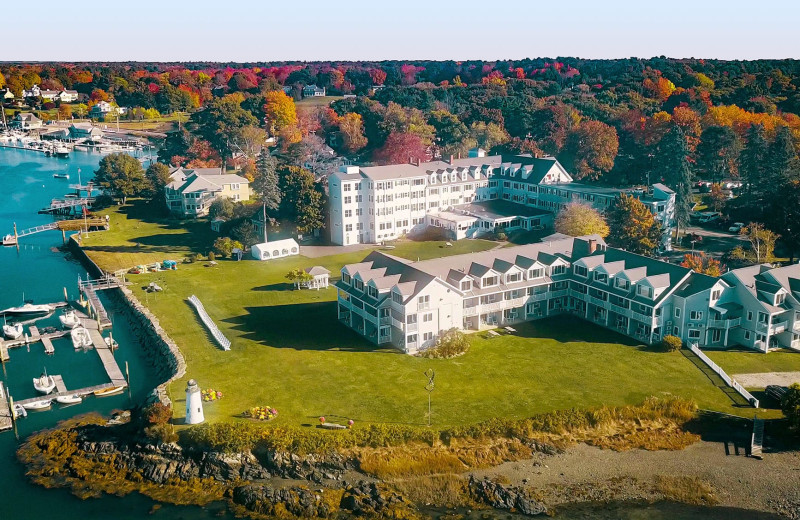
<box><xmin>728</xmin><ymin>222</ymin><xmax>745</xmax><ymax>233</ymax></box>
<box><xmin>698</xmin><ymin>212</ymin><xmax>721</xmax><ymax>223</ymax></box>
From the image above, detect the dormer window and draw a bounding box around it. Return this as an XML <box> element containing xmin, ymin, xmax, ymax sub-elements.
<box><xmin>353</xmin><ymin>278</ymin><xmax>364</xmax><ymax>291</ymax></box>
<box><xmin>551</xmin><ymin>265</ymin><xmax>566</xmax><ymax>276</ymax></box>
<box><xmin>594</xmin><ymin>272</ymin><xmax>608</xmax><ymax>284</ymax></box>
<box><xmin>615</xmin><ymin>278</ymin><xmax>630</xmax><ymax>290</ymax></box>
<box><xmin>483</xmin><ymin>275</ymin><xmax>498</xmax><ymax>287</ymax></box>
<box><xmin>506</xmin><ymin>272</ymin><xmax>521</xmax><ymax>283</ymax></box>
<box><xmin>392</xmin><ymin>292</ymin><xmax>403</xmax><ymax>304</ymax></box>
<box><xmin>367</xmin><ymin>286</ymin><xmax>378</xmax><ymax>299</ymax></box>
<box><xmin>460</xmin><ymin>280</ymin><xmax>471</xmax><ymax>291</ymax></box>
<box><xmin>574</xmin><ymin>265</ymin><xmax>587</xmax><ymax>277</ymax></box>
<box><xmin>528</xmin><ymin>268</ymin><xmax>544</xmax><ymax>279</ymax></box>
<box><xmin>637</xmin><ymin>285</ymin><xmax>653</xmax><ymax>299</ymax></box>
<box><xmin>711</xmin><ymin>289</ymin><xmax>721</xmax><ymax>300</ymax></box>
<box><xmin>777</xmin><ymin>293</ymin><xmax>786</xmax><ymax>305</ymax></box>
<box><xmin>342</xmin><ymin>273</ymin><xmax>351</xmax><ymax>284</ymax></box>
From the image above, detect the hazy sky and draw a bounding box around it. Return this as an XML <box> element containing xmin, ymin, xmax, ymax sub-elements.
<box><xmin>4</xmin><ymin>0</ymin><xmax>799</xmax><ymax>61</ymax></box>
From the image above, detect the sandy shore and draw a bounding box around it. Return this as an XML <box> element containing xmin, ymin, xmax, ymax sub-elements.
<box><xmin>473</xmin><ymin>441</ymin><xmax>800</xmax><ymax>518</ymax></box>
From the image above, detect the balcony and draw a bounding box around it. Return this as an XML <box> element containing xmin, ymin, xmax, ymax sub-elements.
<box><xmin>707</xmin><ymin>317</ymin><xmax>742</xmax><ymax>329</ymax></box>
<box><xmin>530</xmin><ymin>292</ymin><xmax>549</xmax><ymax>301</ymax></box>
<box><xmin>463</xmin><ymin>306</ymin><xmax>479</xmax><ymax>317</ymax></box>
<box><xmin>549</xmin><ymin>289</ymin><xmax>569</xmax><ymax>298</ymax></box>
<box><xmin>771</xmin><ymin>321</ymin><xmax>788</xmax><ymax>334</ymax></box>
<box><xmin>406</xmin><ymin>322</ymin><xmax>418</xmax><ymax>332</ymax></box>
<box><xmin>380</xmin><ymin>316</ymin><xmax>392</xmax><ymax>326</ymax></box>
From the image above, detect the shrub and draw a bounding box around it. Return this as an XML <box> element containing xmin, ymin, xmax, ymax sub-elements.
<box><xmin>661</xmin><ymin>335</ymin><xmax>683</xmax><ymax>352</ymax></box>
<box><xmin>208</xmin><ymin>251</ymin><xmax>216</xmax><ymax>262</ymax></box>
<box><xmin>144</xmin><ymin>423</ymin><xmax>179</xmax><ymax>444</ymax></box>
<box><xmin>781</xmin><ymin>383</ymin><xmax>800</xmax><ymax>430</ymax></box>
<box><xmin>144</xmin><ymin>402</ymin><xmax>173</xmax><ymax>425</ymax></box>
<box><xmin>420</xmin><ymin>328</ymin><xmax>470</xmax><ymax>358</ymax></box>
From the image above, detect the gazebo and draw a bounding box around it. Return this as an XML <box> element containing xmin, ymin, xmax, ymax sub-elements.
<box><xmin>303</xmin><ymin>266</ymin><xmax>330</xmax><ymax>289</ymax></box>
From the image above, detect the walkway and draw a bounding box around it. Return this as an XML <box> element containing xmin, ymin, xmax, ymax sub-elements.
<box><xmin>732</xmin><ymin>371</ymin><xmax>800</xmax><ymax>388</ymax></box>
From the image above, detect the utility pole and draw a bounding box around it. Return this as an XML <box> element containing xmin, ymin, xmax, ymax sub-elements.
<box><xmin>262</xmin><ymin>202</ymin><xmax>268</xmax><ymax>243</ymax></box>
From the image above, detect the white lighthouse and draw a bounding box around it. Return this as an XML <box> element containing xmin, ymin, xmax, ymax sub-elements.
<box><xmin>185</xmin><ymin>379</ymin><xmax>204</xmax><ymax>424</ymax></box>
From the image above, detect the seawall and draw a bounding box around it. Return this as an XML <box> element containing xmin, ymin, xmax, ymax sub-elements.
<box><xmin>68</xmin><ymin>236</ymin><xmax>186</xmax><ymax>406</ymax></box>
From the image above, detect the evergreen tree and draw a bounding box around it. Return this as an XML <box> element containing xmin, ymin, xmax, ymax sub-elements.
<box><xmin>252</xmin><ymin>154</ymin><xmax>281</xmax><ymax>212</ymax></box>
<box><xmin>278</xmin><ymin>166</ymin><xmax>326</xmax><ymax>236</ymax></box>
<box><xmin>656</xmin><ymin>125</ymin><xmax>693</xmax><ymax>239</ymax></box>
<box><xmin>606</xmin><ymin>193</ymin><xmax>663</xmax><ymax>256</ymax></box>
<box><xmin>697</xmin><ymin>125</ymin><xmax>738</xmax><ymax>182</ymax></box>
<box><xmin>768</xmin><ymin>126</ymin><xmax>799</xmax><ymax>187</ymax></box>
<box><xmin>738</xmin><ymin>124</ymin><xmax>768</xmax><ymax>196</ymax></box>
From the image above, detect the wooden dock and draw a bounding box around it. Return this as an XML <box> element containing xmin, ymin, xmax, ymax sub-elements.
<box><xmin>0</xmin><ymin>343</ymin><xmax>8</xmax><ymax>362</ymax></box>
<box><xmin>0</xmin><ymin>383</ymin><xmax>11</xmax><ymax>432</ymax></box>
<box><xmin>14</xmin><ymin>380</ymin><xmax>118</xmax><ymax>407</ymax></box>
<box><xmin>87</xmin><ymin>327</ymin><xmax>127</xmax><ymax>386</ymax></box>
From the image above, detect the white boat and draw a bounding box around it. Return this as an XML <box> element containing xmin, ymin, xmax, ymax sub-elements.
<box><xmin>2</xmin><ymin>303</ymin><xmax>52</xmax><ymax>316</ymax></box>
<box><xmin>22</xmin><ymin>399</ymin><xmax>52</xmax><ymax>410</ymax></box>
<box><xmin>53</xmin><ymin>173</ymin><xmax>69</xmax><ymax>179</ymax></box>
<box><xmin>13</xmin><ymin>404</ymin><xmax>27</xmax><ymax>418</ymax></box>
<box><xmin>59</xmin><ymin>310</ymin><xmax>80</xmax><ymax>329</ymax></box>
<box><xmin>94</xmin><ymin>386</ymin><xmax>125</xmax><ymax>397</ymax></box>
<box><xmin>55</xmin><ymin>145</ymin><xmax>69</xmax><ymax>158</ymax></box>
<box><xmin>70</xmin><ymin>326</ymin><xmax>92</xmax><ymax>349</ymax></box>
<box><xmin>33</xmin><ymin>371</ymin><xmax>56</xmax><ymax>394</ymax></box>
<box><xmin>56</xmin><ymin>394</ymin><xmax>82</xmax><ymax>405</ymax></box>
<box><xmin>2</xmin><ymin>234</ymin><xmax>17</xmax><ymax>246</ymax></box>
<box><xmin>3</xmin><ymin>322</ymin><xmax>23</xmax><ymax>339</ymax></box>
<box><xmin>104</xmin><ymin>334</ymin><xmax>119</xmax><ymax>350</ymax></box>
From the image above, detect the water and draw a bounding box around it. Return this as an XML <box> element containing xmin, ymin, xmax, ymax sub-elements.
<box><xmin>0</xmin><ymin>148</ymin><xmax>779</xmax><ymax>519</ymax></box>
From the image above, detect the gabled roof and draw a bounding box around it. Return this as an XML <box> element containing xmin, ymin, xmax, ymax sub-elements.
<box><xmin>305</xmin><ymin>266</ymin><xmax>330</xmax><ymax>276</ymax></box>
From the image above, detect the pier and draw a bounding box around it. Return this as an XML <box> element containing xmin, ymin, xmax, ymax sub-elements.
<box><xmin>3</xmin><ymin>218</ymin><xmax>109</xmax><ymax>246</ymax></box>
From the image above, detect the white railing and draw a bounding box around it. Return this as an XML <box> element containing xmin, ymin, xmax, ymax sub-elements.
<box><xmin>690</xmin><ymin>343</ymin><xmax>759</xmax><ymax>408</ymax></box>
<box><xmin>707</xmin><ymin>317</ymin><xmax>742</xmax><ymax>329</ymax></box>
<box><xmin>187</xmin><ymin>295</ymin><xmax>231</xmax><ymax>351</ymax></box>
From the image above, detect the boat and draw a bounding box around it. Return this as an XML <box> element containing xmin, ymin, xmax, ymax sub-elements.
<box><xmin>70</xmin><ymin>326</ymin><xmax>92</xmax><ymax>349</ymax></box>
<box><xmin>53</xmin><ymin>173</ymin><xmax>70</xmax><ymax>179</ymax></box>
<box><xmin>1</xmin><ymin>302</ymin><xmax>52</xmax><ymax>315</ymax></box>
<box><xmin>56</xmin><ymin>394</ymin><xmax>82</xmax><ymax>405</ymax></box>
<box><xmin>33</xmin><ymin>370</ymin><xmax>56</xmax><ymax>394</ymax></box>
<box><xmin>3</xmin><ymin>322</ymin><xmax>23</xmax><ymax>339</ymax></box>
<box><xmin>59</xmin><ymin>310</ymin><xmax>80</xmax><ymax>329</ymax></box>
<box><xmin>94</xmin><ymin>386</ymin><xmax>125</xmax><ymax>397</ymax></box>
<box><xmin>13</xmin><ymin>404</ymin><xmax>27</xmax><ymax>418</ymax></box>
<box><xmin>104</xmin><ymin>333</ymin><xmax>119</xmax><ymax>350</ymax></box>
<box><xmin>22</xmin><ymin>399</ymin><xmax>52</xmax><ymax>410</ymax></box>
<box><xmin>2</xmin><ymin>234</ymin><xmax>17</xmax><ymax>246</ymax></box>
<box><xmin>55</xmin><ymin>145</ymin><xmax>69</xmax><ymax>158</ymax></box>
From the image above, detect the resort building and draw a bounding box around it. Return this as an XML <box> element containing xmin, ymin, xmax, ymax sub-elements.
<box><xmin>335</xmin><ymin>235</ymin><xmax>800</xmax><ymax>354</ymax></box>
<box><xmin>10</xmin><ymin>112</ymin><xmax>43</xmax><ymax>130</ymax></box>
<box><xmin>165</xmin><ymin>167</ymin><xmax>251</xmax><ymax>217</ymax></box>
<box><xmin>303</xmin><ymin>85</ymin><xmax>326</xmax><ymax>97</ymax></box>
<box><xmin>329</xmin><ymin>150</ymin><xmax>675</xmax><ymax>250</ymax></box>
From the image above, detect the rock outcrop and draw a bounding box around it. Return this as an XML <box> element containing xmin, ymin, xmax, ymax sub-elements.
<box><xmin>469</xmin><ymin>476</ymin><xmax>547</xmax><ymax>516</ymax></box>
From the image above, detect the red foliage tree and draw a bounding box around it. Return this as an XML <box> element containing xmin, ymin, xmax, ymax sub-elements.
<box><xmin>373</xmin><ymin>132</ymin><xmax>429</xmax><ymax>165</ymax></box>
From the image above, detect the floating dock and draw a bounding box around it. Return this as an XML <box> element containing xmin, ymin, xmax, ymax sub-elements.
<box><xmin>0</xmin><ymin>383</ymin><xmax>11</xmax><ymax>432</ymax></box>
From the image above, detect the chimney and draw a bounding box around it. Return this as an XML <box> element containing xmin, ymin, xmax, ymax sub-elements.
<box><xmin>449</xmin><ymin>154</ymin><xmax>454</xmax><ymax>164</ymax></box>
<box><xmin>457</xmin><ymin>151</ymin><xmax>461</xmax><ymax>159</ymax></box>
<box><xmin>588</xmin><ymin>239</ymin><xmax>598</xmax><ymax>254</ymax></box>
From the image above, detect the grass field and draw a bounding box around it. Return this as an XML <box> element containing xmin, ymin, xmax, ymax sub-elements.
<box><xmin>706</xmin><ymin>349</ymin><xmax>800</xmax><ymax>376</ymax></box>
<box><xmin>296</xmin><ymin>96</ymin><xmax>344</xmax><ymax>110</ymax></box>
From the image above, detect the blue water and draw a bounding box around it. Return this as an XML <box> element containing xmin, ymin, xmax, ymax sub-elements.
<box><xmin>0</xmin><ymin>148</ymin><xmax>780</xmax><ymax>520</ymax></box>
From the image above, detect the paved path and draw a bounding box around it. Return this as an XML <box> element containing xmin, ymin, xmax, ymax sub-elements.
<box><xmin>732</xmin><ymin>371</ymin><xmax>800</xmax><ymax>387</ymax></box>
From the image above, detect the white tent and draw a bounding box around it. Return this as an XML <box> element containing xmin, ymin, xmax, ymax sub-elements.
<box><xmin>252</xmin><ymin>239</ymin><xmax>300</xmax><ymax>261</ymax></box>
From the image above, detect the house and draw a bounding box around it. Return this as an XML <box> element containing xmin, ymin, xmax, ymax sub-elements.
<box><xmin>303</xmin><ymin>85</ymin><xmax>326</xmax><ymax>97</ymax></box>
<box><xmin>165</xmin><ymin>167</ymin><xmax>251</xmax><ymax>217</ymax></box>
<box><xmin>40</xmin><ymin>89</ymin><xmax>60</xmax><ymax>101</ymax></box>
<box><xmin>90</xmin><ymin>101</ymin><xmax>127</xmax><ymax>119</ymax></box>
<box><xmin>328</xmin><ymin>150</ymin><xmax>675</xmax><ymax>249</ymax></box>
<box><xmin>69</xmin><ymin>123</ymin><xmax>104</xmax><ymax>140</ymax></box>
<box><xmin>23</xmin><ymin>84</ymin><xmax>41</xmax><ymax>98</ymax></box>
<box><xmin>10</xmin><ymin>112</ymin><xmax>43</xmax><ymax>130</ymax></box>
<box><xmin>302</xmin><ymin>266</ymin><xmax>331</xmax><ymax>290</ymax></box>
<box><xmin>1</xmin><ymin>89</ymin><xmax>15</xmax><ymax>100</ymax></box>
<box><xmin>58</xmin><ymin>90</ymin><xmax>79</xmax><ymax>103</ymax></box>
<box><xmin>336</xmin><ymin>234</ymin><xmax>800</xmax><ymax>354</ymax></box>
<box><xmin>252</xmin><ymin>239</ymin><xmax>300</xmax><ymax>261</ymax></box>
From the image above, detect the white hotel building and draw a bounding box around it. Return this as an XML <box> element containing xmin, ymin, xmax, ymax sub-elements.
<box><xmin>336</xmin><ymin>235</ymin><xmax>800</xmax><ymax>355</ymax></box>
<box><xmin>329</xmin><ymin>150</ymin><xmax>676</xmax><ymax>250</ymax></box>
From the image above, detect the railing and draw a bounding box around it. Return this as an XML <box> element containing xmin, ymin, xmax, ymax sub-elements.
<box><xmin>707</xmin><ymin>317</ymin><xmax>742</xmax><ymax>329</ymax></box>
<box><xmin>771</xmin><ymin>321</ymin><xmax>788</xmax><ymax>334</ymax></box>
<box><xmin>187</xmin><ymin>295</ymin><xmax>231</xmax><ymax>351</ymax></box>
<box><xmin>463</xmin><ymin>307</ymin><xmax>479</xmax><ymax>317</ymax></box>
<box><xmin>549</xmin><ymin>289</ymin><xmax>569</xmax><ymax>298</ymax></box>
<box><xmin>689</xmin><ymin>343</ymin><xmax>759</xmax><ymax>408</ymax></box>
<box><xmin>530</xmin><ymin>292</ymin><xmax>549</xmax><ymax>301</ymax></box>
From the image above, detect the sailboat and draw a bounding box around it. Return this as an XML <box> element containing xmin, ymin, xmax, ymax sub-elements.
<box><xmin>59</xmin><ymin>310</ymin><xmax>80</xmax><ymax>329</ymax></box>
<box><xmin>3</xmin><ymin>322</ymin><xmax>23</xmax><ymax>339</ymax></box>
<box><xmin>33</xmin><ymin>369</ymin><xmax>56</xmax><ymax>394</ymax></box>
<box><xmin>70</xmin><ymin>326</ymin><xmax>92</xmax><ymax>349</ymax></box>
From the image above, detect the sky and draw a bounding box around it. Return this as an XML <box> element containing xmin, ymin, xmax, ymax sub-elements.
<box><xmin>3</xmin><ymin>0</ymin><xmax>799</xmax><ymax>62</ymax></box>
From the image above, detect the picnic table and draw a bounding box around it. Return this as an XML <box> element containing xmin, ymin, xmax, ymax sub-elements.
<box><xmin>504</xmin><ymin>326</ymin><xmax>517</xmax><ymax>333</ymax></box>
<box><xmin>487</xmin><ymin>330</ymin><xmax>501</xmax><ymax>338</ymax></box>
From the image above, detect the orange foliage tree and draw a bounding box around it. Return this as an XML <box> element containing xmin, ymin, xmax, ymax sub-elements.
<box><xmin>680</xmin><ymin>253</ymin><xmax>723</xmax><ymax>276</ymax></box>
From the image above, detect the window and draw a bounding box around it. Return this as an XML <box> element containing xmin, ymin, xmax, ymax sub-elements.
<box><xmin>529</xmin><ymin>268</ymin><xmax>544</xmax><ymax>279</ymax></box>
<box><xmin>392</xmin><ymin>292</ymin><xmax>403</xmax><ymax>304</ymax></box>
<box><xmin>407</xmin><ymin>334</ymin><xmax>417</xmax><ymax>344</ymax></box>
<box><xmin>344</xmin><ymin>210</ymin><xmax>352</xmax><ymax>218</ymax></box>
<box><xmin>367</xmin><ymin>286</ymin><xmax>378</xmax><ymax>299</ymax></box>
<box><xmin>744</xmin><ymin>330</ymin><xmax>751</xmax><ymax>340</ymax></box>
<box><xmin>507</xmin><ymin>273</ymin><xmax>521</xmax><ymax>283</ymax></box>
<box><xmin>758</xmin><ymin>312</ymin><xmax>768</xmax><ymax>324</ymax></box>
<box><xmin>594</xmin><ymin>272</ymin><xmax>608</xmax><ymax>284</ymax></box>
<box><xmin>418</xmin><ymin>295</ymin><xmax>430</xmax><ymax>309</ymax></box>
<box><xmin>423</xmin><ymin>312</ymin><xmax>433</xmax><ymax>322</ymax></box>
<box><xmin>711</xmin><ymin>289</ymin><xmax>721</xmax><ymax>300</ymax></box>
<box><xmin>688</xmin><ymin>329</ymin><xmax>700</xmax><ymax>339</ymax></box>
<box><xmin>777</xmin><ymin>293</ymin><xmax>786</xmax><ymax>305</ymax></box>
<box><xmin>551</xmin><ymin>265</ymin><xmax>566</xmax><ymax>275</ymax></box>
<box><xmin>423</xmin><ymin>332</ymin><xmax>433</xmax><ymax>341</ymax></box>
<box><xmin>342</xmin><ymin>273</ymin><xmax>351</xmax><ymax>284</ymax></box>
<box><xmin>574</xmin><ymin>265</ymin><xmax>587</xmax><ymax>277</ymax></box>
<box><xmin>343</xmin><ymin>184</ymin><xmax>352</xmax><ymax>192</ymax></box>
<box><xmin>460</xmin><ymin>280</ymin><xmax>471</xmax><ymax>291</ymax></box>
<box><xmin>345</xmin><ymin>224</ymin><xmax>353</xmax><ymax>232</ymax></box>
<box><xmin>483</xmin><ymin>276</ymin><xmax>498</xmax><ymax>287</ymax></box>
<box><xmin>675</xmin><ymin>307</ymin><xmax>681</xmax><ymax>318</ymax></box>
<box><xmin>615</xmin><ymin>278</ymin><xmax>629</xmax><ymax>290</ymax></box>
<box><xmin>344</xmin><ymin>196</ymin><xmax>352</xmax><ymax>204</ymax></box>
<box><xmin>690</xmin><ymin>310</ymin><xmax>703</xmax><ymax>321</ymax></box>
<box><xmin>637</xmin><ymin>285</ymin><xmax>653</xmax><ymax>298</ymax></box>
<box><xmin>747</xmin><ymin>311</ymin><xmax>753</xmax><ymax>321</ymax></box>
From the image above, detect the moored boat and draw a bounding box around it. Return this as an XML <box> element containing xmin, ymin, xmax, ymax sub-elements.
<box><xmin>13</xmin><ymin>403</ymin><xmax>27</xmax><ymax>418</ymax></box>
<box><xmin>70</xmin><ymin>326</ymin><xmax>92</xmax><ymax>349</ymax></box>
<box><xmin>59</xmin><ymin>310</ymin><xmax>80</xmax><ymax>329</ymax></box>
<box><xmin>56</xmin><ymin>394</ymin><xmax>82</xmax><ymax>405</ymax></box>
<box><xmin>22</xmin><ymin>399</ymin><xmax>52</xmax><ymax>410</ymax></box>
<box><xmin>55</xmin><ymin>145</ymin><xmax>69</xmax><ymax>158</ymax></box>
<box><xmin>3</xmin><ymin>322</ymin><xmax>23</xmax><ymax>339</ymax></box>
<box><xmin>33</xmin><ymin>371</ymin><xmax>56</xmax><ymax>394</ymax></box>
<box><xmin>93</xmin><ymin>386</ymin><xmax>125</xmax><ymax>397</ymax></box>
<box><xmin>2</xmin><ymin>302</ymin><xmax>52</xmax><ymax>315</ymax></box>
<box><xmin>53</xmin><ymin>173</ymin><xmax>69</xmax><ymax>179</ymax></box>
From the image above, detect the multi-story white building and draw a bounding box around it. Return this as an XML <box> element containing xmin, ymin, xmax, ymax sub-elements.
<box><xmin>336</xmin><ymin>235</ymin><xmax>800</xmax><ymax>354</ymax></box>
<box><xmin>165</xmin><ymin>167</ymin><xmax>251</xmax><ymax>217</ymax></box>
<box><xmin>329</xmin><ymin>150</ymin><xmax>675</xmax><ymax>249</ymax></box>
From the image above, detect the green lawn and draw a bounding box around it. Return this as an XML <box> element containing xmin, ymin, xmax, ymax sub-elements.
<box><xmin>296</xmin><ymin>96</ymin><xmax>344</xmax><ymax>109</ymax></box>
<box><xmin>706</xmin><ymin>349</ymin><xmax>800</xmax><ymax>376</ymax></box>
<box><xmin>127</xmin><ymin>256</ymin><xmax>752</xmax><ymax>428</ymax></box>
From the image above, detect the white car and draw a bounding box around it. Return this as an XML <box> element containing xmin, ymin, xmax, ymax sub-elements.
<box><xmin>698</xmin><ymin>212</ymin><xmax>720</xmax><ymax>223</ymax></box>
<box><xmin>729</xmin><ymin>222</ymin><xmax>745</xmax><ymax>233</ymax></box>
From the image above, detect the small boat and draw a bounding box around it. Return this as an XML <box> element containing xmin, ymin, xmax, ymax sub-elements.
<box><xmin>59</xmin><ymin>310</ymin><xmax>80</xmax><ymax>329</ymax></box>
<box><xmin>22</xmin><ymin>399</ymin><xmax>52</xmax><ymax>410</ymax></box>
<box><xmin>13</xmin><ymin>404</ymin><xmax>28</xmax><ymax>418</ymax></box>
<box><xmin>70</xmin><ymin>326</ymin><xmax>92</xmax><ymax>349</ymax></box>
<box><xmin>104</xmin><ymin>334</ymin><xmax>118</xmax><ymax>350</ymax></box>
<box><xmin>56</xmin><ymin>394</ymin><xmax>82</xmax><ymax>405</ymax></box>
<box><xmin>3</xmin><ymin>322</ymin><xmax>23</xmax><ymax>339</ymax></box>
<box><xmin>2</xmin><ymin>302</ymin><xmax>52</xmax><ymax>316</ymax></box>
<box><xmin>33</xmin><ymin>371</ymin><xmax>56</xmax><ymax>394</ymax></box>
<box><xmin>53</xmin><ymin>173</ymin><xmax>69</xmax><ymax>179</ymax></box>
<box><xmin>2</xmin><ymin>234</ymin><xmax>17</xmax><ymax>246</ymax></box>
<box><xmin>55</xmin><ymin>145</ymin><xmax>69</xmax><ymax>158</ymax></box>
<box><xmin>94</xmin><ymin>386</ymin><xmax>125</xmax><ymax>397</ymax></box>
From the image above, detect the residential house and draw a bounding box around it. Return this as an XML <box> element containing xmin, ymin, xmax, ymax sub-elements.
<box><xmin>22</xmin><ymin>84</ymin><xmax>41</xmax><ymax>98</ymax></box>
<box><xmin>69</xmin><ymin>122</ymin><xmax>104</xmax><ymax>140</ymax></box>
<box><xmin>10</xmin><ymin>112</ymin><xmax>43</xmax><ymax>130</ymax></box>
<box><xmin>58</xmin><ymin>90</ymin><xmax>79</xmax><ymax>103</ymax></box>
<box><xmin>165</xmin><ymin>167</ymin><xmax>251</xmax><ymax>217</ymax></box>
<box><xmin>90</xmin><ymin>101</ymin><xmax>127</xmax><ymax>119</ymax></box>
<box><xmin>303</xmin><ymin>85</ymin><xmax>326</xmax><ymax>97</ymax></box>
<box><xmin>1</xmin><ymin>88</ymin><xmax>15</xmax><ymax>100</ymax></box>
<box><xmin>329</xmin><ymin>150</ymin><xmax>675</xmax><ymax>249</ymax></box>
<box><xmin>40</xmin><ymin>89</ymin><xmax>60</xmax><ymax>101</ymax></box>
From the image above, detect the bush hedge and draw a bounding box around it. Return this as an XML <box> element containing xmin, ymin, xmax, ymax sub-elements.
<box><xmin>661</xmin><ymin>335</ymin><xmax>683</xmax><ymax>352</ymax></box>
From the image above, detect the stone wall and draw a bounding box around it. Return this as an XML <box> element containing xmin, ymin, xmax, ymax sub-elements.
<box><xmin>68</xmin><ymin>237</ymin><xmax>186</xmax><ymax>407</ymax></box>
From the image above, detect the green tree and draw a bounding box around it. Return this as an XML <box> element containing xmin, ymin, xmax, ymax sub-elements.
<box><xmin>697</xmin><ymin>125</ymin><xmax>739</xmax><ymax>182</ymax></box>
<box><xmin>738</xmin><ymin>124</ymin><xmax>768</xmax><ymax>197</ymax></box>
<box><xmin>782</xmin><ymin>383</ymin><xmax>800</xmax><ymax>430</ymax></box>
<box><xmin>730</xmin><ymin>223</ymin><xmax>778</xmax><ymax>265</ymax></box>
<box><xmin>606</xmin><ymin>193</ymin><xmax>663</xmax><ymax>256</ymax></box>
<box><xmin>231</xmin><ymin>221</ymin><xmax>259</xmax><ymax>247</ymax></box>
<box><xmin>213</xmin><ymin>237</ymin><xmax>242</xmax><ymax>258</ymax></box>
<box><xmin>768</xmin><ymin>126</ymin><xmax>799</xmax><ymax>187</ymax></box>
<box><xmin>252</xmin><ymin>154</ymin><xmax>281</xmax><ymax>212</ymax></box>
<box><xmin>656</xmin><ymin>125</ymin><xmax>693</xmax><ymax>238</ymax></box>
<box><xmin>145</xmin><ymin>162</ymin><xmax>172</xmax><ymax>203</ymax></box>
<box><xmin>286</xmin><ymin>267</ymin><xmax>314</xmax><ymax>289</ymax></box>
<box><xmin>278</xmin><ymin>166</ymin><xmax>326</xmax><ymax>236</ymax></box>
<box><xmin>191</xmin><ymin>96</ymin><xmax>258</xmax><ymax>160</ymax></box>
<box><xmin>94</xmin><ymin>152</ymin><xmax>148</xmax><ymax>204</ymax></box>
<box><xmin>209</xmin><ymin>197</ymin><xmax>235</xmax><ymax>220</ymax></box>
<box><xmin>554</xmin><ymin>203</ymin><xmax>609</xmax><ymax>237</ymax></box>
<box><xmin>430</xmin><ymin>110</ymin><xmax>475</xmax><ymax>157</ymax></box>
<box><xmin>158</xmin><ymin>128</ymin><xmax>193</xmax><ymax>165</ymax></box>
<box><xmin>470</xmin><ymin>121</ymin><xmax>509</xmax><ymax>151</ymax></box>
